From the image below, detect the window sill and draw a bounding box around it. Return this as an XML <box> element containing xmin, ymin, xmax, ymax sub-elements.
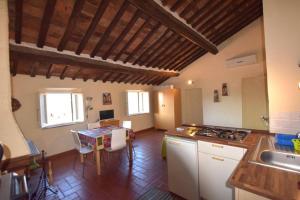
<box><xmin>128</xmin><ymin>112</ymin><xmax>150</xmax><ymax>117</ymax></box>
<box><xmin>41</xmin><ymin>121</ymin><xmax>84</xmax><ymax>129</ymax></box>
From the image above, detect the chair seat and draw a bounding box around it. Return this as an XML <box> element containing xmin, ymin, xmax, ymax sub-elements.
<box><xmin>79</xmin><ymin>146</ymin><xmax>93</xmax><ymax>154</ymax></box>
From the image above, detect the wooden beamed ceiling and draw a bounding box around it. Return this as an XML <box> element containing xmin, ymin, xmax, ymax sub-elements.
<box><xmin>8</xmin><ymin>0</ymin><xmax>262</xmax><ymax>85</ymax></box>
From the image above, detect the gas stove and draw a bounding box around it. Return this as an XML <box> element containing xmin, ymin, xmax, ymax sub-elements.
<box><xmin>195</xmin><ymin>127</ymin><xmax>250</xmax><ymax>142</ymax></box>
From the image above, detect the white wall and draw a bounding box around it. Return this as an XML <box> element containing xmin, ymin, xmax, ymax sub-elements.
<box><xmin>263</xmin><ymin>0</ymin><xmax>300</xmax><ymax>134</ymax></box>
<box><xmin>0</xmin><ymin>0</ymin><xmax>30</xmax><ymax>159</ymax></box>
<box><xmin>163</xmin><ymin>19</ymin><xmax>266</xmax><ymax>128</ymax></box>
<box><xmin>12</xmin><ymin>75</ymin><xmax>154</xmax><ymax>155</ymax></box>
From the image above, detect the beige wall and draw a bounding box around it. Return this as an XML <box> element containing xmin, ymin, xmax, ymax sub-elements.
<box><xmin>12</xmin><ymin>75</ymin><xmax>154</xmax><ymax>156</ymax></box>
<box><xmin>163</xmin><ymin>19</ymin><xmax>266</xmax><ymax>128</ymax></box>
<box><xmin>263</xmin><ymin>0</ymin><xmax>300</xmax><ymax>134</ymax></box>
<box><xmin>0</xmin><ymin>0</ymin><xmax>30</xmax><ymax>159</ymax></box>
<box><xmin>242</xmin><ymin>76</ymin><xmax>268</xmax><ymax>130</ymax></box>
<box><xmin>181</xmin><ymin>88</ymin><xmax>203</xmax><ymax>125</ymax></box>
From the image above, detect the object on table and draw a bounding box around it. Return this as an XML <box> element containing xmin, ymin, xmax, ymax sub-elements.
<box><xmin>275</xmin><ymin>133</ymin><xmax>296</xmax><ymax>147</ymax></box>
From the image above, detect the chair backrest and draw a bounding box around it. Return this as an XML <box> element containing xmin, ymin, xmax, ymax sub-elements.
<box><xmin>110</xmin><ymin>128</ymin><xmax>127</xmax><ymax>151</ymax></box>
<box><xmin>70</xmin><ymin>130</ymin><xmax>82</xmax><ymax>151</ymax></box>
<box><xmin>88</xmin><ymin>122</ymin><xmax>100</xmax><ymax>129</ymax></box>
<box><xmin>122</xmin><ymin>121</ymin><xmax>132</xmax><ymax>129</ymax></box>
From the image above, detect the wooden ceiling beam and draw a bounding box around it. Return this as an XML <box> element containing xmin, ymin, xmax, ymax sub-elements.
<box><xmin>127</xmin><ymin>0</ymin><xmax>218</xmax><ymax>54</ymax></box>
<box><xmin>133</xmin><ymin>29</ymin><xmax>171</xmax><ymax>65</ymax></box>
<box><xmin>37</xmin><ymin>0</ymin><xmax>57</xmax><ymax>48</ymax></box>
<box><xmin>103</xmin><ymin>72</ymin><xmax>113</xmax><ymax>83</ymax></box>
<box><xmin>117</xmin><ymin>73</ymin><xmax>128</xmax><ymax>83</ymax></box>
<box><xmin>124</xmin><ymin>74</ymin><xmax>135</xmax><ymax>84</ymax></box>
<box><xmin>11</xmin><ymin>60</ymin><xmax>18</xmax><ymax>76</ymax></box>
<box><xmin>93</xmin><ymin>72</ymin><xmax>105</xmax><ymax>82</ymax></box>
<box><xmin>111</xmin><ymin>73</ymin><xmax>122</xmax><ymax>83</ymax></box>
<box><xmin>57</xmin><ymin>0</ymin><xmax>85</xmax><ymax>51</ymax></box>
<box><xmin>15</xmin><ymin>0</ymin><xmax>23</xmax><ymax>44</ymax></box>
<box><xmin>149</xmin><ymin>76</ymin><xmax>162</xmax><ymax>85</ymax></box>
<box><xmin>60</xmin><ymin>66</ymin><xmax>68</xmax><ymax>80</ymax></box>
<box><xmin>156</xmin><ymin>76</ymin><xmax>169</xmax><ymax>85</ymax></box>
<box><xmin>124</xmin><ymin>22</ymin><xmax>161</xmax><ymax>63</ymax></box>
<box><xmin>102</xmin><ymin>10</ymin><xmax>141</xmax><ymax>60</ymax></box>
<box><xmin>76</xmin><ymin>0</ymin><xmax>109</xmax><ymax>55</ymax></box>
<box><xmin>91</xmin><ymin>1</ymin><xmax>129</xmax><ymax>58</ymax></box>
<box><xmin>145</xmin><ymin>75</ymin><xmax>158</xmax><ymax>85</ymax></box>
<box><xmin>10</xmin><ymin>44</ymin><xmax>179</xmax><ymax>78</ymax></box>
<box><xmin>30</xmin><ymin>62</ymin><xmax>39</xmax><ymax>77</ymax></box>
<box><xmin>174</xmin><ymin>50</ymin><xmax>206</xmax><ymax>71</ymax></box>
<box><xmin>137</xmin><ymin>75</ymin><xmax>149</xmax><ymax>84</ymax></box>
<box><xmin>114</xmin><ymin>18</ymin><xmax>149</xmax><ymax>61</ymax></box>
<box><xmin>46</xmin><ymin>64</ymin><xmax>53</xmax><ymax>79</ymax></box>
<box><xmin>130</xmin><ymin>75</ymin><xmax>143</xmax><ymax>84</ymax></box>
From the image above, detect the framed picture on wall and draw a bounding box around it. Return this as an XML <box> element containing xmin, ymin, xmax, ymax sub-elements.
<box><xmin>214</xmin><ymin>90</ymin><xmax>220</xmax><ymax>102</ymax></box>
<box><xmin>102</xmin><ymin>92</ymin><xmax>112</xmax><ymax>105</ymax></box>
<box><xmin>222</xmin><ymin>83</ymin><xmax>228</xmax><ymax>96</ymax></box>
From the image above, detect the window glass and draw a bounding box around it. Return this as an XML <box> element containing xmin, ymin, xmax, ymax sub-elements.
<box><xmin>127</xmin><ymin>91</ymin><xmax>150</xmax><ymax>115</ymax></box>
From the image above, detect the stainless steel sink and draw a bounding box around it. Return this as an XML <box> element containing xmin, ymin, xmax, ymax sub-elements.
<box><xmin>250</xmin><ymin>136</ymin><xmax>300</xmax><ymax>173</ymax></box>
<box><xmin>259</xmin><ymin>150</ymin><xmax>300</xmax><ymax>172</ymax></box>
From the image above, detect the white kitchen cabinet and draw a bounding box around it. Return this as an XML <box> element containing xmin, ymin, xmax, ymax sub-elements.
<box><xmin>166</xmin><ymin>136</ymin><xmax>199</xmax><ymax>200</ymax></box>
<box><xmin>235</xmin><ymin>188</ymin><xmax>270</xmax><ymax>200</ymax></box>
<box><xmin>198</xmin><ymin>141</ymin><xmax>246</xmax><ymax>200</ymax></box>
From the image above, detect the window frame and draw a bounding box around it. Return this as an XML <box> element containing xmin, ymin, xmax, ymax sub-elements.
<box><xmin>127</xmin><ymin>90</ymin><xmax>150</xmax><ymax>116</ymax></box>
<box><xmin>39</xmin><ymin>91</ymin><xmax>85</xmax><ymax>129</ymax></box>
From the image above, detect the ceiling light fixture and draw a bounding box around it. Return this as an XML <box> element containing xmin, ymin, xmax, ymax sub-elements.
<box><xmin>187</xmin><ymin>80</ymin><xmax>193</xmax><ymax>85</ymax></box>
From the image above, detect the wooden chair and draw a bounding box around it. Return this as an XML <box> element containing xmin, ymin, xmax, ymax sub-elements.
<box><xmin>70</xmin><ymin>130</ymin><xmax>93</xmax><ymax>176</ymax></box>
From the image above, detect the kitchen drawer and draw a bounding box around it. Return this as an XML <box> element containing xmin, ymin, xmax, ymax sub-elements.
<box><xmin>198</xmin><ymin>140</ymin><xmax>246</xmax><ymax>160</ymax></box>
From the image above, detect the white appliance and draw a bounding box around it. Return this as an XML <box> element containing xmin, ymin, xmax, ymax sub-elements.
<box><xmin>225</xmin><ymin>54</ymin><xmax>257</xmax><ymax>68</ymax></box>
<box><xmin>198</xmin><ymin>140</ymin><xmax>246</xmax><ymax>200</ymax></box>
<box><xmin>166</xmin><ymin>136</ymin><xmax>199</xmax><ymax>200</ymax></box>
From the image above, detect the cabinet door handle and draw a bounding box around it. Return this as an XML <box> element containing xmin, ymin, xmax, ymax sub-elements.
<box><xmin>212</xmin><ymin>144</ymin><xmax>224</xmax><ymax>148</ymax></box>
<box><xmin>212</xmin><ymin>156</ymin><xmax>224</xmax><ymax>161</ymax></box>
<box><xmin>168</xmin><ymin>141</ymin><xmax>181</xmax><ymax>146</ymax></box>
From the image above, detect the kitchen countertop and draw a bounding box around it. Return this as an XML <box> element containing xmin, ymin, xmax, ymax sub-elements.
<box><xmin>165</xmin><ymin>128</ymin><xmax>300</xmax><ymax>200</ymax></box>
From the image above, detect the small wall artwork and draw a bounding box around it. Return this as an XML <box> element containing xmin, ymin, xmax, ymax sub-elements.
<box><xmin>222</xmin><ymin>83</ymin><xmax>228</xmax><ymax>96</ymax></box>
<box><xmin>102</xmin><ymin>92</ymin><xmax>112</xmax><ymax>105</ymax></box>
<box><xmin>213</xmin><ymin>90</ymin><xmax>220</xmax><ymax>103</ymax></box>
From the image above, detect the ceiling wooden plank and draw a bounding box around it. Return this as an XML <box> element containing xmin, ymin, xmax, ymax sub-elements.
<box><xmin>192</xmin><ymin>0</ymin><xmax>232</xmax><ymax>28</ymax></box>
<box><xmin>130</xmin><ymin>75</ymin><xmax>143</xmax><ymax>84</ymax></box>
<box><xmin>111</xmin><ymin>73</ymin><xmax>122</xmax><ymax>83</ymax></box>
<box><xmin>91</xmin><ymin>1</ymin><xmax>129</xmax><ymax>57</ymax></box>
<box><xmin>103</xmin><ymin>72</ymin><xmax>114</xmax><ymax>83</ymax></box>
<box><xmin>37</xmin><ymin>0</ymin><xmax>57</xmax><ymax>48</ymax></box>
<box><xmin>150</xmin><ymin>35</ymin><xmax>181</xmax><ymax>68</ymax></box>
<box><xmin>170</xmin><ymin>0</ymin><xmax>185</xmax><ymax>12</ymax></box>
<box><xmin>102</xmin><ymin>10</ymin><xmax>141</xmax><ymax>60</ymax></box>
<box><xmin>60</xmin><ymin>66</ymin><xmax>68</xmax><ymax>80</ymax></box>
<box><xmin>137</xmin><ymin>75</ymin><xmax>149</xmax><ymax>84</ymax></box>
<box><xmin>117</xmin><ymin>73</ymin><xmax>128</xmax><ymax>83</ymax></box>
<box><xmin>132</xmin><ymin>75</ymin><xmax>146</xmax><ymax>84</ymax></box>
<box><xmin>156</xmin><ymin>76</ymin><xmax>169</xmax><ymax>85</ymax></box>
<box><xmin>10</xmin><ymin>44</ymin><xmax>179</xmax><ymax>78</ymax></box>
<box><xmin>132</xmin><ymin>29</ymin><xmax>171</xmax><ymax>65</ymax></box>
<box><xmin>72</xmin><ymin>68</ymin><xmax>82</xmax><ymax>80</ymax></box>
<box><xmin>186</xmin><ymin>1</ymin><xmax>213</xmax><ymax>24</ymax></box>
<box><xmin>76</xmin><ymin>0</ymin><xmax>109</xmax><ymax>55</ymax></box>
<box><xmin>145</xmin><ymin>75</ymin><xmax>158</xmax><ymax>85</ymax></box>
<box><xmin>124</xmin><ymin>22</ymin><xmax>161</xmax><ymax>63</ymax></box>
<box><xmin>145</xmin><ymin>33</ymin><xmax>177</xmax><ymax>66</ymax></box>
<box><xmin>174</xmin><ymin>50</ymin><xmax>205</xmax><ymax>71</ymax></box>
<box><xmin>113</xmin><ymin>18</ymin><xmax>149</xmax><ymax>61</ymax></box>
<box><xmin>148</xmin><ymin>76</ymin><xmax>162</xmax><ymax>85</ymax></box>
<box><xmin>128</xmin><ymin>0</ymin><xmax>218</xmax><ymax>54</ymax></box>
<box><xmin>158</xmin><ymin>39</ymin><xmax>188</xmax><ymax>69</ymax></box>
<box><xmin>57</xmin><ymin>0</ymin><xmax>85</xmax><ymax>51</ymax></box>
<box><xmin>93</xmin><ymin>72</ymin><xmax>106</xmax><ymax>82</ymax></box>
<box><xmin>15</xmin><ymin>0</ymin><xmax>23</xmax><ymax>44</ymax></box>
<box><xmin>124</xmin><ymin>74</ymin><xmax>135</xmax><ymax>84</ymax></box>
<box><xmin>168</xmin><ymin>45</ymin><xmax>199</xmax><ymax>70</ymax></box>
<box><xmin>46</xmin><ymin>64</ymin><xmax>53</xmax><ymax>79</ymax></box>
<box><xmin>179</xmin><ymin>1</ymin><xmax>196</xmax><ymax>18</ymax></box>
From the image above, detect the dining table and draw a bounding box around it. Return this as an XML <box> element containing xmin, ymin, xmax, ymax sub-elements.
<box><xmin>77</xmin><ymin>126</ymin><xmax>134</xmax><ymax>175</ymax></box>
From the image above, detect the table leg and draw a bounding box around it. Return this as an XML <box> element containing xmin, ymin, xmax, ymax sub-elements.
<box><xmin>95</xmin><ymin>148</ymin><xmax>101</xmax><ymax>175</ymax></box>
<box><xmin>128</xmin><ymin>139</ymin><xmax>133</xmax><ymax>163</ymax></box>
<box><xmin>80</xmin><ymin>154</ymin><xmax>84</xmax><ymax>163</ymax></box>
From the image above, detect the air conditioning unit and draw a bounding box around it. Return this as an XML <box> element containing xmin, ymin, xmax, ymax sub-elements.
<box><xmin>225</xmin><ymin>54</ymin><xmax>257</xmax><ymax>68</ymax></box>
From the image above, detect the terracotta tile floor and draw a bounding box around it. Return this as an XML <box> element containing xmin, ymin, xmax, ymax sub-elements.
<box><xmin>46</xmin><ymin>130</ymin><xmax>169</xmax><ymax>200</ymax></box>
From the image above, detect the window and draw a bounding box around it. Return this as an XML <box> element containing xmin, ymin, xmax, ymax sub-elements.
<box><xmin>39</xmin><ymin>92</ymin><xmax>84</xmax><ymax>128</ymax></box>
<box><xmin>127</xmin><ymin>91</ymin><xmax>150</xmax><ymax>115</ymax></box>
